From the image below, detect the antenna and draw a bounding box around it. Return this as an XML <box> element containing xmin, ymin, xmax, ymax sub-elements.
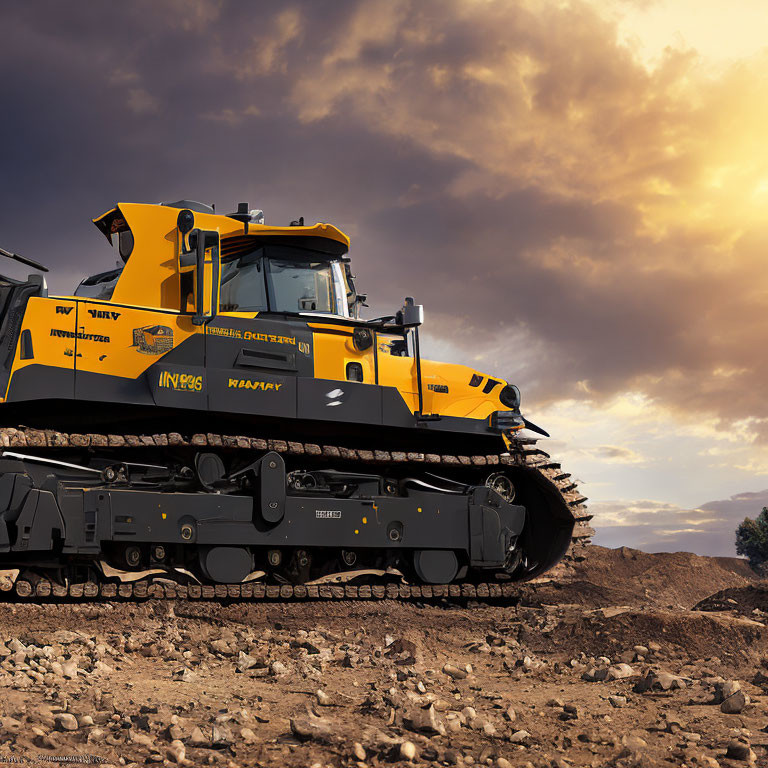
<box><xmin>0</xmin><ymin>246</ymin><xmax>48</xmax><ymax>273</ymax></box>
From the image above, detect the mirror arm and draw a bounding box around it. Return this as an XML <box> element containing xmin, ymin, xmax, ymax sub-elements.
<box><xmin>192</xmin><ymin>230</ymin><xmax>207</xmax><ymax>326</ymax></box>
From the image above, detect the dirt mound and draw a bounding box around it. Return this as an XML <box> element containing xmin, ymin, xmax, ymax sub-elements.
<box><xmin>694</xmin><ymin>582</ymin><xmax>768</xmax><ymax>617</ymax></box>
<box><xmin>531</xmin><ymin>545</ymin><xmax>759</xmax><ymax>609</ymax></box>
<box><xmin>518</xmin><ymin>578</ymin><xmax>640</xmax><ymax>608</ymax></box>
<box><xmin>544</xmin><ymin>607</ymin><xmax>768</xmax><ymax>665</ymax></box>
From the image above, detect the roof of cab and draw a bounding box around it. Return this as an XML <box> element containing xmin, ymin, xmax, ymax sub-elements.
<box><xmin>92</xmin><ymin>202</ymin><xmax>350</xmax><ymax>256</ymax></box>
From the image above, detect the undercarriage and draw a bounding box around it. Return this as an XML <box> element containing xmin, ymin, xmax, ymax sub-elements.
<box><xmin>0</xmin><ymin>426</ymin><xmax>592</xmax><ymax>600</ymax></box>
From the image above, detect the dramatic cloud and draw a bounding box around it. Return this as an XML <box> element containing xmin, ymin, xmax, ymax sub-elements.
<box><xmin>1</xmin><ymin>0</ymin><xmax>767</xmax><ymax>555</ymax></box>
<box><xmin>593</xmin><ymin>488</ymin><xmax>768</xmax><ymax>557</ymax></box>
<box><xmin>4</xmin><ymin>1</ymin><xmax>765</xmax><ymax>421</ymax></box>
<box><xmin>586</xmin><ymin>445</ymin><xmax>647</xmax><ymax>465</ymax></box>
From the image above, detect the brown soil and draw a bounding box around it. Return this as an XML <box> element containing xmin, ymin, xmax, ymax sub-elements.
<box><xmin>525</xmin><ymin>545</ymin><xmax>758</xmax><ymax>610</ymax></box>
<box><xmin>0</xmin><ymin>546</ymin><xmax>765</xmax><ymax>768</ymax></box>
<box><xmin>695</xmin><ymin>582</ymin><xmax>768</xmax><ymax>617</ymax></box>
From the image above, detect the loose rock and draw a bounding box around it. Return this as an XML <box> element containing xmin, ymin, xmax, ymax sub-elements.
<box><xmin>236</xmin><ymin>651</ymin><xmax>260</xmax><ymax>672</ymax></box>
<box><xmin>167</xmin><ymin>739</ymin><xmax>186</xmax><ymax>763</ymax></box>
<box><xmin>443</xmin><ymin>663</ymin><xmax>468</xmax><ymax>680</ymax></box>
<box><xmin>173</xmin><ymin>667</ymin><xmax>197</xmax><ymax>683</ymax></box>
<box><xmin>54</xmin><ymin>713</ymin><xmax>78</xmax><ymax>731</ymax></box>
<box><xmin>290</xmin><ymin>711</ymin><xmax>333</xmax><ymax>743</ymax></box>
<box><xmin>352</xmin><ymin>742</ymin><xmax>366</xmax><ymax>761</ymax></box>
<box><xmin>404</xmin><ymin>704</ymin><xmax>446</xmax><ymax>736</ymax></box>
<box><xmin>606</xmin><ymin>663</ymin><xmax>635</xmax><ymax>680</ymax></box>
<box><xmin>400</xmin><ymin>740</ymin><xmax>417</xmax><ymax>761</ymax></box>
<box><xmin>633</xmin><ymin>670</ymin><xmax>687</xmax><ymax>692</ymax></box>
<box><xmin>725</xmin><ymin>741</ymin><xmax>756</xmax><ymax>762</ymax></box>
<box><xmin>721</xmin><ymin>689</ymin><xmax>749</xmax><ymax>714</ymax></box>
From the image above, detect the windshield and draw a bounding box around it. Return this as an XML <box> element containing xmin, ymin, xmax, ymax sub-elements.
<box><xmin>268</xmin><ymin>259</ymin><xmax>347</xmax><ymax>316</ymax></box>
<box><xmin>218</xmin><ymin>246</ymin><xmax>349</xmax><ymax>317</ymax></box>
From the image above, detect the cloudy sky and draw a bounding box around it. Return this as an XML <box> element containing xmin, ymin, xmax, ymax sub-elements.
<box><xmin>1</xmin><ymin>0</ymin><xmax>767</xmax><ymax>557</ymax></box>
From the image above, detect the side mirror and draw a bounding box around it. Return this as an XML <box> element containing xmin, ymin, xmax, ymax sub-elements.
<box><xmin>177</xmin><ymin>209</ymin><xmax>195</xmax><ymax>252</ymax></box>
<box><xmin>180</xmin><ymin>228</ymin><xmax>220</xmax><ymax>325</ymax></box>
<box><xmin>398</xmin><ymin>296</ymin><xmax>424</xmax><ymax>327</ymax></box>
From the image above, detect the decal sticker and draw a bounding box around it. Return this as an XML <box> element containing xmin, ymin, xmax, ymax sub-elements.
<box><xmin>158</xmin><ymin>371</ymin><xmax>203</xmax><ymax>392</ymax></box>
<box><xmin>315</xmin><ymin>510</ymin><xmax>342</xmax><ymax>519</ymax></box>
<box><xmin>88</xmin><ymin>309</ymin><xmax>121</xmax><ymax>320</ymax></box>
<box><xmin>50</xmin><ymin>329</ymin><xmax>109</xmax><ymax>342</ymax></box>
<box><xmin>325</xmin><ymin>388</ymin><xmax>345</xmax><ymax>407</ymax></box>
<box><xmin>133</xmin><ymin>325</ymin><xmax>174</xmax><ymax>355</ymax></box>
<box><xmin>207</xmin><ymin>326</ymin><xmax>302</xmax><ymax>346</ymax></box>
<box><xmin>298</xmin><ymin>341</ymin><xmax>311</xmax><ymax>355</ymax></box>
<box><xmin>206</xmin><ymin>326</ymin><xmax>243</xmax><ymax>339</ymax></box>
<box><xmin>227</xmin><ymin>378</ymin><xmax>283</xmax><ymax>392</ymax></box>
<box><xmin>55</xmin><ymin>306</ymin><xmax>73</xmax><ymax>315</ymax></box>
<box><xmin>427</xmin><ymin>383</ymin><xmax>449</xmax><ymax>393</ymax></box>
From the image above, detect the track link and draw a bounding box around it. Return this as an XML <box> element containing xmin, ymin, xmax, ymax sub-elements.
<box><xmin>7</xmin><ymin>578</ymin><xmax>524</xmax><ymax>602</ymax></box>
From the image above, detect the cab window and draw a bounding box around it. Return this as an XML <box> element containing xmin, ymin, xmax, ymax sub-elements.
<box><xmin>219</xmin><ymin>250</ymin><xmax>268</xmax><ymax>312</ymax></box>
<box><xmin>267</xmin><ymin>259</ymin><xmax>346</xmax><ymax>315</ymax></box>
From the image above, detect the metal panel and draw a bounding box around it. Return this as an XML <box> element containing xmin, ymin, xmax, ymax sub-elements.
<box><xmin>297</xmin><ymin>377</ymin><xmax>383</xmax><ymax>425</ymax></box>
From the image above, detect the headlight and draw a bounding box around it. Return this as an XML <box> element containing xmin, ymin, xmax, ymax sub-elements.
<box><xmin>499</xmin><ymin>384</ymin><xmax>521</xmax><ymax>410</ymax></box>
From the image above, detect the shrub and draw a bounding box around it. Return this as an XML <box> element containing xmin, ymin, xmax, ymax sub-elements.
<box><xmin>735</xmin><ymin>507</ymin><xmax>768</xmax><ymax>574</ymax></box>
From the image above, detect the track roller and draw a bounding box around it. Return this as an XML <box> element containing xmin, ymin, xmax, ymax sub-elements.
<box><xmin>199</xmin><ymin>546</ymin><xmax>253</xmax><ymax>583</ymax></box>
<box><xmin>413</xmin><ymin>550</ymin><xmax>459</xmax><ymax>584</ymax></box>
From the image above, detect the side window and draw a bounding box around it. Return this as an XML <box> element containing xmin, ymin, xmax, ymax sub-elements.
<box><xmin>218</xmin><ymin>253</ymin><xmax>268</xmax><ymax>312</ymax></box>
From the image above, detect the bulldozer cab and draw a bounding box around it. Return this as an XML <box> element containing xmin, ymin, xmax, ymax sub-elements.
<box><xmin>87</xmin><ymin>202</ymin><xmax>354</xmax><ymax>317</ymax></box>
<box><xmin>75</xmin><ymin>203</ymin><xmax>429</xmax><ymax>411</ymax></box>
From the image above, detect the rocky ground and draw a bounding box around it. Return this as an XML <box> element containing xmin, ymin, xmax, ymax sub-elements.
<box><xmin>0</xmin><ymin>546</ymin><xmax>766</xmax><ymax>768</ymax></box>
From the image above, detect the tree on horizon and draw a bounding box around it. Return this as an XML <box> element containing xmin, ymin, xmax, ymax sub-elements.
<box><xmin>735</xmin><ymin>507</ymin><xmax>768</xmax><ymax>574</ymax></box>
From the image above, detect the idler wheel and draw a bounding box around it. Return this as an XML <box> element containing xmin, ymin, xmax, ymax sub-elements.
<box><xmin>412</xmin><ymin>550</ymin><xmax>458</xmax><ymax>584</ymax></box>
<box><xmin>199</xmin><ymin>546</ymin><xmax>253</xmax><ymax>583</ymax></box>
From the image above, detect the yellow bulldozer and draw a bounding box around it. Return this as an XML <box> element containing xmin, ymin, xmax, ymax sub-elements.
<box><xmin>0</xmin><ymin>200</ymin><xmax>590</xmax><ymax>589</ymax></box>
